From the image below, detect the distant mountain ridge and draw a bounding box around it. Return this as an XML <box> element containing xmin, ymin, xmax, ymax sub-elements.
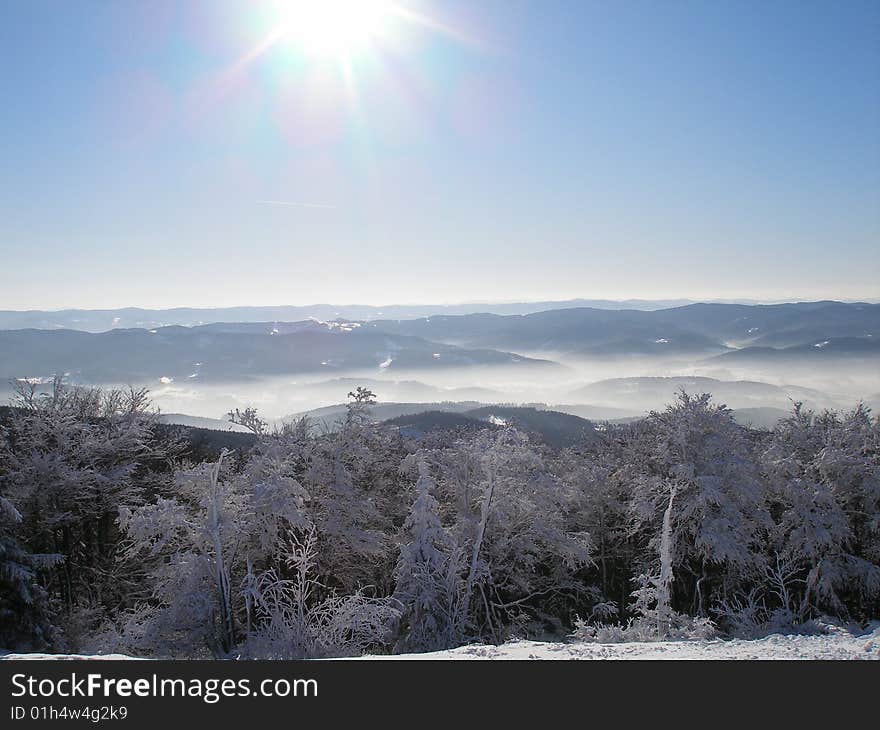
<box><xmin>1</xmin><ymin>301</ymin><xmax>876</xmax><ymax>389</ymax></box>
<box><xmin>0</xmin><ymin>298</ymin><xmax>829</xmax><ymax>333</ymax></box>
<box><xmin>366</xmin><ymin>301</ymin><xmax>880</xmax><ymax>358</ymax></box>
<box><xmin>0</xmin><ymin>324</ymin><xmax>557</xmax><ymax>384</ymax></box>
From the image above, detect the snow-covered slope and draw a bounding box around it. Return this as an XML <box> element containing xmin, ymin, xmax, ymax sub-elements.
<box><xmin>5</xmin><ymin>627</ymin><xmax>879</xmax><ymax>661</ymax></box>
<box><xmin>380</xmin><ymin>631</ymin><xmax>880</xmax><ymax>660</ymax></box>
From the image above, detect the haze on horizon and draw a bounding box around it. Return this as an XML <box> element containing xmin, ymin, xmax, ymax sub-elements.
<box><xmin>1</xmin><ymin>1</ymin><xmax>878</xmax><ymax>310</ymax></box>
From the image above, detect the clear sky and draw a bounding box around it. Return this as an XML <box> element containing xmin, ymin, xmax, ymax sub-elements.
<box><xmin>1</xmin><ymin>0</ymin><xmax>878</xmax><ymax>309</ymax></box>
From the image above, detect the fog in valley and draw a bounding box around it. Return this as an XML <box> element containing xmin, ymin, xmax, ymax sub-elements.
<box><xmin>2</xmin><ymin>301</ymin><xmax>877</xmax><ymax>431</ymax></box>
<box><xmin>87</xmin><ymin>358</ymin><xmax>880</xmax><ymax>426</ymax></box>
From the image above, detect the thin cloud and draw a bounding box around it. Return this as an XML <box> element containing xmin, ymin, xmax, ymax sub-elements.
<box><xmin>257</xmin><ymin>200</ymin><xmax>335</xmax><ymax>209</ymax></box>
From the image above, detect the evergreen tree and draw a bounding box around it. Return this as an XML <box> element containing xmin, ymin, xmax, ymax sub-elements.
<box><xmin>394</xmin><ymin>454</ymin><xmax>462</xmax><ymax>652</ymax></box>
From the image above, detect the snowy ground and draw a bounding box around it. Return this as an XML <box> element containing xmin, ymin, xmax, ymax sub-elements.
<box><xmin>4</xmin><ymin>627</ymin><xmax>879</xmax><ymax>661</ymax></box>
<box><xmin>382</xmin><ymin>629</ymin><xmax>880</xmax><ymax>660</ymax></box>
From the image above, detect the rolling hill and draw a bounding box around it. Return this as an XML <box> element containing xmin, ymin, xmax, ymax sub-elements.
<box><xmin>292</xmin><ymin>402</ymin><xmax>597</xmax><ymax>448</ymax></box>
<box><xmin>0</xmin><ymin>324</ymin><xmax>559</xmax><ymax>384</ymax></box>
<box><xmin>364</xmin><ymin>301</ymin><xmax>880</xmax><ymax>358</ymax></box>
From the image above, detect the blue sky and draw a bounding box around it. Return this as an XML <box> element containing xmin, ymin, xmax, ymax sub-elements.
<box><xmin>1</xmin><ymin>0</ymin><xmax>878</xmax><ymax>309</ymax></box>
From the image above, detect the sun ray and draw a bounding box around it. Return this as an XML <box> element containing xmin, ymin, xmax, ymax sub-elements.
<box><xmin>388</xmin><ymin>5</ymin><xmax>482</xmax><ymax>50</ymax></box>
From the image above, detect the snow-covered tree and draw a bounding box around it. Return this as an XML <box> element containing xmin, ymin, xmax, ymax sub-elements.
<box><xmin>227</xmin><ymin>406</ymin><xmax>268</xmax><ymax>436</ymax></box>
<box><xmin>552</xmin><ymin>436</ymin><xmax>634</xmax><ymax>622</ymax></box>
<box><xmin>762</xmin><ymin>403</ymin><xmax>880</xmax><ymax>621</ymax></box>
<box><xmin>439</xmin><ymin>428</ymin><xmax>592</xmax><ymax>640</ymax></box>
<box><xmin>0</xmin><ymin>378</ymin><xmax>176</xmax><ymax>646</ymax></box>
<box><xmin>116</xmin><ymin>446</ymin><xmax>310</xmax><ymax>657</ymax></box>
<box><xmin>0</xmin><ymin>483</ymin><xmax>62</xmax><ymax>650</ymax></box>
<box><xmin>626</xmin><ymin>392</ymin><xmax>769</xmax><ymax>622</ymax></box>
<box><xmin>242</xmin><ymin>524</ymin><xmax>400</xmax><ymax>659</ymax></box>
<box><xmin>297</xmin><ymin>387</ymin><xmax>407</xmax><ymax>593</ymax></box>
<box><xmin>393</xmin><ymin>453</ymin><xmax>464</xmax><ymax>652</ymax></box>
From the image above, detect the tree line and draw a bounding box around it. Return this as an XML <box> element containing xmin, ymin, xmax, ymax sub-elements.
<box><xmin>1</xmin><ymin>380</ymin><xmax>878</xmax><ymax>656</ymax></box>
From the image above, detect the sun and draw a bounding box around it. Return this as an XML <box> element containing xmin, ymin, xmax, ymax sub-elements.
<box><xmin>272</xmin><ymin>0</ymin><xmax>396</xmax><ymax>58</ymax></box>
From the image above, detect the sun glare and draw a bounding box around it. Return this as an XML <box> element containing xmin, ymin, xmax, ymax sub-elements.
<box><xmin>273</xmin><ymin>0</ymin><xmax>396</xmax><ymax>57</ymax></box>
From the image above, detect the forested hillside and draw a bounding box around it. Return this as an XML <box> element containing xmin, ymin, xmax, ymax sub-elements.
<box><xmin>1</xmin><ymin>381</ymin><xmax>878</xmax><ymax>657</ymax></box>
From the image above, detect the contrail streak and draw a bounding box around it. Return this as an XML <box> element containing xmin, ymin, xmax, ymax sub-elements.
<box><xmin>257</xmin><ymin>200</ymin><xmax>336</xmax><ymax>209</ymax></box>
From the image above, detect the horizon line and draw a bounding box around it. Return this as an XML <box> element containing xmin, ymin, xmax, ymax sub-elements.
<box><xmin>1</xmin><ymin>296</ymin><xmax>879</xmax><ymax>314</ymax></box>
